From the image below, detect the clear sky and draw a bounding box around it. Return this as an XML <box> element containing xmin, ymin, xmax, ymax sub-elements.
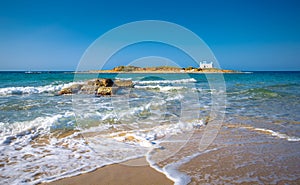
<box><xmin>0</xmin><ymin>0</ymin><xmax>299</xmax><ymax>71</ymax></box>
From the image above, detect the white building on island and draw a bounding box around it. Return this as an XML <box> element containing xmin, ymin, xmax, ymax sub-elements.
<box><xmin>199</xmin><ymin>61</ymin><xmax>213</xmax><ymax>69</ymax></box>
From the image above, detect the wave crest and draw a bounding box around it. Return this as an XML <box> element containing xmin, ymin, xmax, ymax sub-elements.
<box><xmin>0</xmin><ymin>82</ymin><xmax>77</xmax><ymax>96</ymax></box>
<box><xmin>134</xmin><ymin>78</ymin><xmax>197</xmax><ymax>85</ymax></box>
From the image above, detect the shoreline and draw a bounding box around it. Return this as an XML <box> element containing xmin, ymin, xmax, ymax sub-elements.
<box><xmin>41</xmin><ymin>157</ymin><xmax>173</xmax><ymax>185</ymax></box>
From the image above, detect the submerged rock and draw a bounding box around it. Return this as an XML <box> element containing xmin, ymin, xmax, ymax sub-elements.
<box><xmin>80</xmin><ymin>85</ymin><xmax>95</xmax><ymax>94</ymax></box>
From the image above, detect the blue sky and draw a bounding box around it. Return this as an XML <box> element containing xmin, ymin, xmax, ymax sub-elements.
<box><xmin>0</xmin><ymin>0</ymin><xmax>299</xmax><ymax>71</ymax></box>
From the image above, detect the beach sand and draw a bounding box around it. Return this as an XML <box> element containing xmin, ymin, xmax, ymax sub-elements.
<box><xmin>41</xmin><ymin>158</ymin><xmax>173</xmax><ymax>185</ymax></box>
<box><xmin>41</xmin><ymin>125</ymin><xmax>300</xmax><ymax>185</ymax></box>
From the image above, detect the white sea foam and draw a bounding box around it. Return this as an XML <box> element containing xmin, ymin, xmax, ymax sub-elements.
<box><xmin>135</xmin><ymin>85</ymin><xmax>185</xmax><ymax>92</ymax></box>
<box><xmin>0</xmin><ymin>111</ymin><xmax>75</xmax><ymax>144</ymax></box>
<box><xmin>166</xmin><ymin>94</ymin><xmax>184</xmax><ymax>101</ymax></box>
<box><xmin>134</xmin><ymin>78</ymin><xmax>197</xmax><ymax>85</ymax></box>
<box><xmin>0</xmin><ymin>82</ymin><xmax>78</xmax><ymax>96</ymax></box>
<box><xmin>253</xmin><ymin>128</ymin><xmax>300</xmax><ymax>142</ymax></box>
<box><xmin>115</xmin><ymin>77</ymin><xmax>133</xmax><ymax>81</ymax></box>
<box><xmin>147</xmin><ymin>148</ymin><xmax>219</xmax><ymax>185</ymax></box>
<box><xmin>238</xmin><ymin>125</ymin><xmax>300</xmax><ymax>142</ymax></box>
<box><xmin>0</xmin><ymin>102</ymin><xmax>205</xmax><ymax>185</ymax></box>
<box><xmin>0</xmin><ymin>78</ymin><xmax>195</xmax><ymax>96</ymax></box>
<box><xmin>0</xmin><ymin>115</ymin><xmax>147</xmax><ymax>185</ymax></box>
<box><xmin>107</xmin><ymin>120</ymin><xmax>204</xmax><ymax>148</ymax></box>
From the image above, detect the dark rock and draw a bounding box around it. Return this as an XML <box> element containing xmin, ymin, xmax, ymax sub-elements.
<box><xmin>86</xmin><ymin>78</ymin><xmax>114</xmax><ymax>87</ymax></box>
<box><xmin>95</xmin><ymin>78</ymin><xmax>114</xmax><ymax>87</ymax></box>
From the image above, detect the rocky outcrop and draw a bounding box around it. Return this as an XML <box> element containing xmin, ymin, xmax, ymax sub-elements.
<box><xmin>58</xmin><ymin>84</ymin><xmax>83</xmax><ymax>95</ymax></box>
<box><xmin>80</xmin><ymin>78</ymin><xmax>113</xmax><ymax>94</ymax></box>
<box><xmin>58</xmin><ymin>78</ymin><xmax>133</xmax><ymax>96</ymax></box>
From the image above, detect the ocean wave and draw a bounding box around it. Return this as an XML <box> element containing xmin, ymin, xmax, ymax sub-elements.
<box><xmin>0</xmin><ymin>111</ymin><xmax>205</xmax><ymax>185</ymax></box>
<box><xmin>267</xmin><ymin>83</ymin><xmax>299</xmax><ymax>88</ymax></box>
<box><xmin>0</xmin><ymin>111</ymin><xmax>76</xmax><ymax>144</ymax></box>
<box><xmin>115</xmin><ymin>77</ymin><xmax>133</xmax><ymax>81</ymax></box>
<box><xmin>0</xmin><ymin>111</ymin><xmax>144</xmax><ymax>185</ymax></box>
<box><xmin>107</xmin><ymin>119</ymin><xmax>204</xmax><ymax>149</ymax></box>
<box><xmin>0</xmin><ymin>82</ymin><xmax>77</xmax><ymax>96</ymax></box>
<box><xmin>134</xmin><ymin>78</ymin><xmax>197</xmax><ymax>85</ymax></box>
<box><xmin>247</xmin><ymin>88</ymin><xmax>279</xmax><ymax>97</ymax></box>
<box><xmin>134</xmin><ymin>85</ymin><xmax>186</xmax><ymax>92</ymax></box>
<box><xmin>228</xmin><ymin>88</ymin><xmax>280</xmax><ymax>99</ymax></box>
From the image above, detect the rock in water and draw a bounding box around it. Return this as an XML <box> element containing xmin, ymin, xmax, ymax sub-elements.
<box><xmin>58</xmin><ymin>78</ymin><xmax>133</xmax><ymax>96</ymax></box>
<box><xmin>58</xmin><ymin>84</ymin><xmax>83</xmax><ymax>95</ymax></box>
<box><xmin>114</xmin><ymin>80</ymin><xmax>134</xmax><ymax>88</ymax></box>
<box><xmin>95</xmin><ymin>79</ymin><xmax>133</xmax><ymax>96</ymax></box>
<box><xmin>96</xmin><ymin>87</ymin><xmax>113</xmax><ymax>96</ymax></box>
<box><xmin>95</xmin><ymin>78</ymin><xmax>114</xmax><ymax>87</ymax></box>
<box><xmin>81</xmin><ymin>78</ymin><xmax>114</xmax><ymax>94</ymax></box>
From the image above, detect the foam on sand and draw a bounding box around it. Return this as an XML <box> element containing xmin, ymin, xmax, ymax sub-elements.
<box><xmin>228</xmin><ymin>124</ymin><xmax>300</xmax><ymax>142</ymax></box>
<box><xmin>146</xmin><ymin>148</ymin><xmax>219</xmax><ymax>185</ymax></box>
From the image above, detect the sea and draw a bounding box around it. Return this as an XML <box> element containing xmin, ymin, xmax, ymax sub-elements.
<box><xmin>0</xmin><ymin>71</ymin><xmax>299</xmax><ymax>185</ymax></box>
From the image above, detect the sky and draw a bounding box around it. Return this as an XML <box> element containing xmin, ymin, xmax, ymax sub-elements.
<box><xmin>0</xmin><ymin>0</ymin><xmax>299</xmax><ymax>71</ymax></box>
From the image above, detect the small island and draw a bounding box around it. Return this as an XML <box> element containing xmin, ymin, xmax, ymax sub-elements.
<box><xmin>82</xmin><ymin>65</ymin><xmax>239</xmax><ymax>73</ymax></box>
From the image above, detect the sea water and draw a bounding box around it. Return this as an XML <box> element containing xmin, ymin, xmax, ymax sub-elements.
<box><xmin>0</xmin><ymin>71</ymin><xmax>299</xmax><ymax>184</ymax></box>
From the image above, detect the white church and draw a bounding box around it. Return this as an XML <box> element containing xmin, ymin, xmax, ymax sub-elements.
<box><xmin>199</xmin><ymin>61</ymin><xmax>213</xmax><ymax>69</ymax></box>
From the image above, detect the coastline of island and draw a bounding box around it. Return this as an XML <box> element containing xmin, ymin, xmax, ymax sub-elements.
<box><xmin>74</xmin><ymin>65</ymin><xmax>243</xmax><ymax>74</ymax></box>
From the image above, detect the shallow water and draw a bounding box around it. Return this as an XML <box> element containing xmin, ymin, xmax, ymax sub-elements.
<box><xmin>0</xmin><ymin>71</ymin><xmax>299</xmax><ymax>184</ymax></box>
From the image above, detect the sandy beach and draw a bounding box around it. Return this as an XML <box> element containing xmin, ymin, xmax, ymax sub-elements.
<box><xmin>41</xmin><ymin>158</ymin><xmax>173</xmax><ymax>185</ymax></box>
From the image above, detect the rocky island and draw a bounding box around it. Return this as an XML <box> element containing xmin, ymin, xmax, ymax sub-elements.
<box><xmin>61</xmin><ymin>65</ymin><xmax>239</xmax><ymax>96</ymax></box>
<box><xmin>81</xmin><ymin>65</ymin><xmax>239</xmax><ymax>73</ymax></box>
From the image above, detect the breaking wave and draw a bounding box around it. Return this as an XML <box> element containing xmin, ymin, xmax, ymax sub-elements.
<box><xmin>0</xmin><ymin>82</ymin><xmax>77</xmax><ymax>96</ymax></box>
<box><xmin>134</xmin><ymin>78</ymin><xmax>197</xmax><ymax>85</ymax></box>
<box><xmin>134</xmin><ymin>85</ymin><xmax>186</xmax><ymax>92</ymax></box>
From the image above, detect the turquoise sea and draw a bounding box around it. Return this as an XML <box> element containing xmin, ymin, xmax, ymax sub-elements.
<box><xmin>0</xmin><ymin>71</ymin><xmax>299</xmax><ymax>184</ymax></box>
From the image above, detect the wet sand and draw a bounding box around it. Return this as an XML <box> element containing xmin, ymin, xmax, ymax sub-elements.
<box><xmin>178</xmin><ymin>124</ymin><xmax>300</xmax><ymax>184</ymax></box>
<box><xmin>42</xmin><ymin>158</ymin><xmax>173</xmax><ymax>185</ymax></box>
<box><xmin>42</xmin><ymin>123</ymin><xmax>300</xmax><ymax>185</ymax></box>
